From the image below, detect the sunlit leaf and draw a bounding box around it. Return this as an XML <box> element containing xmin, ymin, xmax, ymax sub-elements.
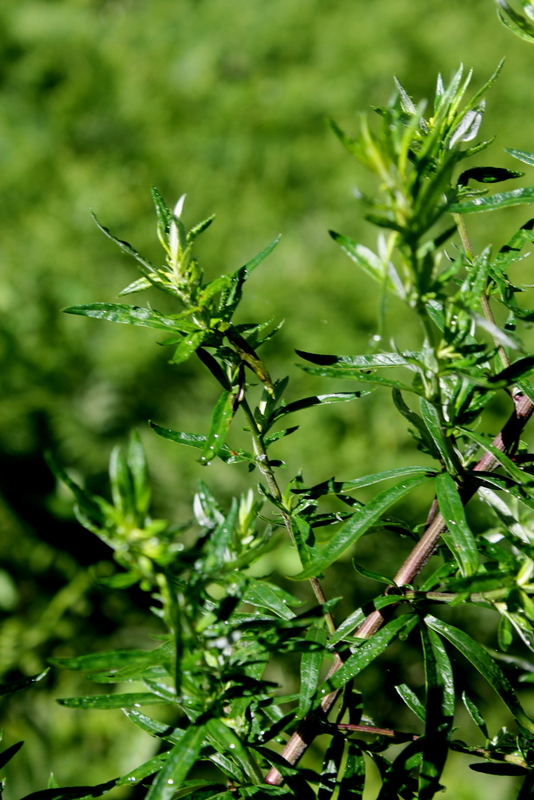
<box><xmin>145</xmin><ymin>724</ymin><xmax>206</xmax><ymax>800</ymax></box>
<box><xmin>435</xmin><ymin>472</ymin><xmax>478</xmax><ymax>576</ymax></box>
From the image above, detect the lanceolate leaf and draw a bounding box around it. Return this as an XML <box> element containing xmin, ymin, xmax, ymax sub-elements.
<box><xmin>505</xmin><ymin>148</ymin><xmax>534</xmax><ymax>167</ymax></box>
<box><xmin>323</xmin><ymin>614</ymin><xmax>417</xmax><ymax>691</ymax></box>
<box><xmin>299</xmin><ymin>364</ymin><xmax>421</xmax><ymax>394</ymax></box>
<box><xmin>200</xmin><ymin>389</ymin><xmax>239</xmax><ymax>464</ymax></box>
<box><xmin>116</xmin><ymin>753</ymin><xmax>171</xmax><ymax>786</ymax></box>
<box><xmin>435</xmin><ymin>472</ymin><xmax>478</xmax><ymax>576</ymax></box>
<box><xmin>298</xmin><ymin>626</ymin><xmax>327</xmax><ymax>718</ymax></box>
<box><xmin>449</xmin><ymin>186</ymin><xmax>534</xmax><ymax>214</ymax></box>
<box><xmin>293</xmin><ymin>475</ymin><xmax>432</xmax><ymax>579</ymax></box>
<box><xmin>171</xmin><ymin>330</ymin><xmax>207</xmax><ymax>365</ymax></box>
<box><xmin>291</xmin><ymin>466</ymin><xmax>436</xmax><ymax>498</ymax></box>
<box><xmin>18</xmin><ymin>781</ymin><xmax>118</xmax><ymax>800</ymax></box>
<box><xmin>296</xmin><ymin>350</ymin><xmax>418</xmax><ymax>368</ymax></box>
<box><xmin>149</xmin><ymin>422</ymin><xmax>254</xmax><ymax>465</ymax></box>
<box><xmin>219</xmin><ymin>235</ymin><xmax>281</xmax><ymax>321</ymax></box>
<box><xmin>0</xmin><ymin>741</ymin><xmax>24</xmax><ymax>771</ymax></box>
<box><xmin>459</xmin><ymin>427</ymin><xmax>532</xmax><ymax>485</ymax></box>
<box><xmin>329</xmin><ymin>231</ymin><xmax>396</xmax><ymax>289</ymax></box>
<box><xmin>145</xmin><ymin>724</ymin><xmax>207</xmax><ymax>800</ymax></box>
<box><xmin>338</xmin><ymin>741</ymin><xmax>366</xmax><ymax>798</ymax></box>
<box><xmin>395</xmin><ymin>684</ymin><xmax>426</xmax><ymax>722</ymax></box>
<box><xmin>0</xmin><ymin>669</ymin><xmax>49</xmax><ymax>697</ymax></box>
<box><xmin>419</xmin><ymin>398</ymin><xmax>459</xmax><ymax>474</ymax></box>
<box><xmin>57</xmin><ymin>692</ymin><xmax>168</xmax><ymax>709</ymax></box>
<box><xmin>419</xmin><ymin>626</ymin><xmax>455</xmax><ymax>800</ymax></box>
<box><xmin>425</xmin><ymin>616</ymin><xmax>534</xmax><ymax>733</ymax></box>
<box><xmin>63</xmin><ymin>303</ymin><xmax>183</xmax><ymax>333</ymax></box>
<box><xmin>269</xmin><ymin>391</ymin><xmax>372</xmax><ymax>426</ymax></box>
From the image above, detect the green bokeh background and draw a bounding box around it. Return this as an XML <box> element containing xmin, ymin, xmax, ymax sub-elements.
<box><xmin>1</xmin><ymin>0</ymin><xmax>534</xmax><ymax>797</ymax></box>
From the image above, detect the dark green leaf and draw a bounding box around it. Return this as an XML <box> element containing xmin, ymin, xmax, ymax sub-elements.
<box><xmin>318</xmin><ymin>735</ymin><xmax>344</xmax><ymax>800</ymax></box>
<box><xmin>149</xmin><ymin>423</ymin><xmax>254</xmax><ymax>465</ymax></box>
<box><xmin>352</xmin><ymin>562</ymin><xmax>392</xmax><ymax>585</ymax></box>
<box><xmin>200</xmin><ymin>389</ymin><xmax>238</xmax><ymax>464</ymax></box>
<box><xmin>435</xmin><ymin>472</ymin><xmax>478</xmax><ymax>576</ymax></box>
<box><xmin>459</xmin><ymin>427</ymin><xmax>532</xmax><ymax>485</ymax></box>
<box><xmin>488</xmin><ymin>356</ymin><xmax>534</xmax><ymax>386</ymax></box>
<box><xmin>293</xmin><ymin>476</ymin><xmax>432</xmax><ymax>579</ymax></box>
<box><xmin>19</xmin><ymin>782</ymin><xmax>118</xmax><ymax>800</ymax></box>
<box><xmin>457</xmin><ymin>167</ymin><xmax>524</xmax><ymax>187</ymax></box>
<box><xmin>122</xmin><ymin>709</ymin><xmax>184</xmax><ymax>744</ymax></box>
<box><xmin>419</xmin><ymin>399</ymin><xmax>458</xmax><ymax>474</ymax></box>
<box><xmin>338</xmin><ymin>741</ymin><xmax>365</xmax><ymax>798</ymax></box>
<box><xmin>469</xmin><ymin>762</ymin><xmax>528</xmax><ymax>776</ymax></box>
<box><xmin>0</xmin><ymin>741</ymin><xmax>24</xmax><ymax>771</ymax></box>
<box><xmin>117</xmin><ymin>753</ymin><xmax>171</xmax><ymax>786</ymax></box>
<box><xmin>242</xmin><ymin>581</ymin><xmax>299</xmax><ymax>621</ymax></box>
<box><xmin>49</xmin><ymin>644</ymin><xmax>171</xmax><ymax>674</ymax></box>
<box><xmin>219</xmin><ymin>236</ymin><xmax>281</xmax><ymax>321</ymax></box>
<box><xmin>57</xmin><ymin>692</ymin><xmax>168</xmax><ymax>709</ymax></box>
<box><xmin>205</xmin><ymin>719</ymin><xmax>261</xmax><ymax>783</ymax></box>
<box><xmin>449</xmin><ymin>186</ymin><xmax>534</xmax><ymax>214</ymax></box>
<box><xmin>145</xmin><ymin>724</ymin><xmax>207</xmax><ymax>800</ymax></box>
<box><xmin>328</xmin><ymin>595</ymin><xmax>401</xmax><ymax>647</ymax></box>
<box><xmin>297</xmin><ymin>626</ymin><xmax>327</xmax><ymax>718</ymax></box>
<box><xmin>0</xmin><ymin>669</ymin><xmax>49</xmax><ymax>697</ymax></box>
<box><xmin>425</xmin><ymin>615</ymin><xmax>534</xmax><ymax>733</ymax></box>
<box><xmin>292</xmin><ymin>466</ymin><xmax>435</xmax><ymax>498</ymax></box>
<box><xmin>419</xmin><ymin>626</ymin><xmax>454</xmax><ymax>800</ymax></box>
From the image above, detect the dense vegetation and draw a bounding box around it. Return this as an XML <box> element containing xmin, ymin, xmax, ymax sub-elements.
<box><xmin>3</xmin><ymin>1</ymin><xmax>534</xmax><ymax>798</ymax></box>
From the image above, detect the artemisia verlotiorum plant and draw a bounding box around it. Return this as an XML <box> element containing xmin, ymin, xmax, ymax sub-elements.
<box><xmin>5</xmin><ymin>3</ymin><xmax>534</xmax><ymax>798</ymax></box>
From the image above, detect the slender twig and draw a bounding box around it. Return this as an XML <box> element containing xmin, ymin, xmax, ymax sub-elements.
<box><xmin>264</xmin><ymin>390</ymin><xmax>534</xmax><ymax>785</ymax></box>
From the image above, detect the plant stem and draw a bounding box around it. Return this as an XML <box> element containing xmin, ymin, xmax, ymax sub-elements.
<box><xmin>240</xmin><ymin>398</ymin><xmax>337</xmax><ymax>637</ymax></box>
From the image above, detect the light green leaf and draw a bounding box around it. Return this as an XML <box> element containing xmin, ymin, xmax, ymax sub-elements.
<box><xmin>122</xmin><ymin>709</ymin><xmax>184</xmax><ymax>744</ymax></box>
<box><xmin>171</xmin><ymin>331</ymin><xmax>206</xmax><ymax>365</ymax></box>
<box><xmin>145</xmin><ymin>724</ymin><xmax>206</xmax><ymax>800</ymax></box>
<box><xmin>328</xmin><ymin>595</ymin><xmax>401</xmax><ymax>647</ymax></box>
<box><xmin>294</xmin><ymin>466</ymin><xmax>436</xmax><ymax>498</ymax></box>
<box><xmin>449</xmin><ymin>186</ymin><xmax>534</xmax><ymax>214</ymax></box>
<box><xmin>426</xmin><ymin>615</ymin><xmax>534</xmax><ymax>733</ymax></box>
<box><xmin>205</xmin><ymin>718</ymin><xmax>261</xmax><ymax>784</ymax></box>
<box><xmin>293</xmin><ymin>475</ymin><xmax>432</xmax><ymax>579</ymax></box>
<box><xmin>57</xmin><ymin>692</ymin><xmax>168</xmax><ymax>709</ymax></box>
<box><xmin>435</xmin><ymin>472</ymin><xmax>478</xmax><ymax>576</ymax></box>
<box><xmin>204</xmin><ymin>499</ymin><xmax>238</xmax><ymax>572</ymax></box>
<box><xmin>299</xmin><ymin>364</ymin><xmax>420</xmax><ymax>393</ymax></box>
<box><xmin>118</xmin><ymin>277</ymin><xmax>153</xmax><ymax>297</ymax></box>
<box><xmin>200</xmin><ymin>389</ymin><xmax>238</xmax><ymax>464</ymax></box>
<box><xmin>296</xmin><ymin>350</ymin><xmax>419</xmax><ymax>368</ymax></box>
<box><xmin>323</xmin><ymin>614</ymin><xmax>417</xmax><ymax>691</ymax></box>
<box><xmin>63</xmin><ymin>303</ymin><xmax>182</xmax><ymax>332</ymax></box>
<box><xmin>117</xmin><ymin>753</ymin><xmax>170</xmax><ymax>786</ymax></box>
<box><xmin>242</xmin><ymin>581</ymin><xmax>298</xmax><ymax>620</ymax></box>
<box><xmin>49</xmin><ymin>644</ymin><xmax>171</xmax><ymax>674</ymax></box>
<box><xmin>505</xmin><ymin>148</ymin><xmax>534</xmax><ymax>167</ymax></box>
<box><xmin>297</xmin><ymin>625</ymin><xmax>327</xmax><ymax>718</ymax></box>
<box><xmin>395</xmin><ymin>684</ymin><xmax>426</xmax><ymax>721</ymax></box>
<box><xmin>329</xmin><ymin>231</ymin><xmax>395</xmax><ymax>288</ymax></box>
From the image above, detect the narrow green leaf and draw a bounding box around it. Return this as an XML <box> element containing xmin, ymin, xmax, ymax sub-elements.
<box><xmin>395</xmin><ymin>684</ymin><xmax>426</xmax><ymax>721</ymax></box>
<box><xmin>171</xmin><ymin>331</ymin><xmax>206</xmax><ymax>365</ymax></box>
<box><xmin>293</xmin><ymin>476</ymin><xmax>431</xmax><ymax>579</ymax></box>
<box><xmin>435</xmin><ymin>472</ymin><xmax>478</xmax><ymax>577</ymax></box>
<box><xmin>0</xmin><ymin>741</ymin><xmax>24</xmax><ymax>771</ymax></box>
<box><xmin>297</xmin><ymin>626</ymin><xmax>327</xmax><ymax>718</ymax></box>
<box><xmin>299</xmin><ymin>364</ymin><xmax>420</xmax><ymax>394</ymax></box>
<box><xmin>122</xmin><ymin>709</ymin><xmax>184</xmax><ymax>744</ymax></box>
<box><xmin>206</xmin><ymin>719</ymin><xmax>261</xmax><ymax>784</ymax></box>
<box><xmin>127</xmin><ymin>431</ymin><xmax>151</xmax><ymax>518</ymax></box>
<box><xmin>188</xmin><ymin>213</ymin><xmax>216</xmax><ymax>242</ymax></box>
<box><xmin>457</xmin><ymin>166</ymin><xmax>524</xmax><ymax>187</ymax></box>
<box><xmin>449</xmin><ymin>186</ymin><xmax>534</xmax><ymax>214</ymax></box>
<box><xmin>328</xmin><ymin>595</ymin><xmax>401</xmax><ymax>647</ymax></box>
<box><xmin>204</xmin><ymin>499</ymin><xmax>238</xmax><ymax>572</ymax></box>
<box><xmin>198</xmin><ymin>275</ymin><xmax>232</xmax><ymax>305</ymax></box>
<box><xmin>462</xmin><ymin>692</ymin><xmax>488</xmax><ymax>738</ymax></box>
<box><xmin>149</xmin><ymin>422</ymin><xmax>254</xmax><ymax>465</ymax></box>
<box><xmin>117</xmin><ymin>753</ymin><xmax>171</xmax><ymax>786</ymax></box>
<box><xmin>318</xmin><ymin>735</ymin><xmax>344</xmax><ymax>800</ymax></box>
<box><xmin>338</xmin><ymin>741</ymin><xmax>365</xmax><ymax>798</ymax></box>
<box><xmin>269</xmin><ymin>391</ymin><xmax>371</xmax><ymax>426</ymax></box>
<box><xmin>419</xmin><ymin>398</ymin><xmax>458</xmax><ymax>474</ymax></box>
<box><xmin>353</xmin><ymin>561</ymin><xmax>392</xmax><ymax>585</ymax></box>
<box><xmin>200</xmin><ymin>389</ymin><xmax>238</xmax><ymax>464</ymax></box>
<box><xmin>329</xmin><ymin>231</ymin><xmax>396</xmax><ymax>289</ymax></box>
<box><xmin>488</xmin><ymin>356</ymin><xmax>534</xmax><ymax>386</ymax></box>
<box><xmin>291</xmin><ymin>514</ymin><xmax>320</xmax><ymax>568</ymax></box>
<box><xmin>0</xmin><ymin>669</ymin><xmax>49</xmax><ymax>697</ymax></box>
<box><xmin>393</xmin><ymin>390</ymin><xmax>441</xmax><ymax>458</ymax></box>
<box><xmin>220</xmin><ymin>235</ymin><xmax>281</xmax><ymax>320</ymax></box>
<box><xmin>505</xmin><ymin>148</ymin><xmax>534</xmax><ymax>167</ymax></box>
<box><xmin>49</xmin><ymin>647</ymin><xmax>167</xmax><ymax>673</ymax></box>
<box><xmin>459</xmin><ymin>427</ymin><xmax>532</xmax><ymax>486</ymax></box>
<box><xmin>242</xmin><ymin>581</ymin><xmax>298</xmax><ymax>620</ymax></box>
<box><xmin>19</xmin><ymin>782</ymin><xmax>118</xmax><ymax>800</ymax></box>
<box><xmin>323</xmin><ymin>614</ymin><xmax>417</xmax><ymax>691</ymax></box>
<box><xmin>63</xmin><ymin>303</ymin><xmax>181</xmax><ymax>332</ymax></box>
<box><xmin>118</xmin><ymin>277</ymin><xmax>153</xmax><ymax>297</ymax></box>
<box><xmin>425</xmin><ymin>615</ymin><xmax>534</xmax><ymax>733</ymax></box>
<box><xmin>419</xmin><ymin>626</ymin><xmax>454</xmax><ymax>800</ymax></box>
<box><xmin>293</xmin><ymin>466</ymin><xmax>435</xmax><ymax>498</ymax></box>
<box><xmin>296</xmin><ymin>350</ymin><xmax>418</xmax><ymax>368</ymax></box>
<box><xmin>145</xmin><ymin>724</ymin><xmax>206</xmax><ymax>800</ymax></box>
<box><xmin>57</xmin><ymin>692</ymin><xmax>168</xmax><ymax>709</ymax></box>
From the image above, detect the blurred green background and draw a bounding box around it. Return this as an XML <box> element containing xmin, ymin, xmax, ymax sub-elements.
<box><xmin>2</xmin><ymin>0</ymin><xmax>534</xmax><ymax>797</ymax></box>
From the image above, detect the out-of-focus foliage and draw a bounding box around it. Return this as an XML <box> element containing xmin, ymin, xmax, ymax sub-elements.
<box><xmin>2</xmin><ymin>0</ymin><xmax>534</xmax><ymax>798</ymax></box>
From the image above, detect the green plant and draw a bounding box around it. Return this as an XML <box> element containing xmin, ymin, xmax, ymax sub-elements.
<box><xmin>6</xmin><ymin>4</ymin><xmax>534</xmax><ymax>800</ymax></box>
